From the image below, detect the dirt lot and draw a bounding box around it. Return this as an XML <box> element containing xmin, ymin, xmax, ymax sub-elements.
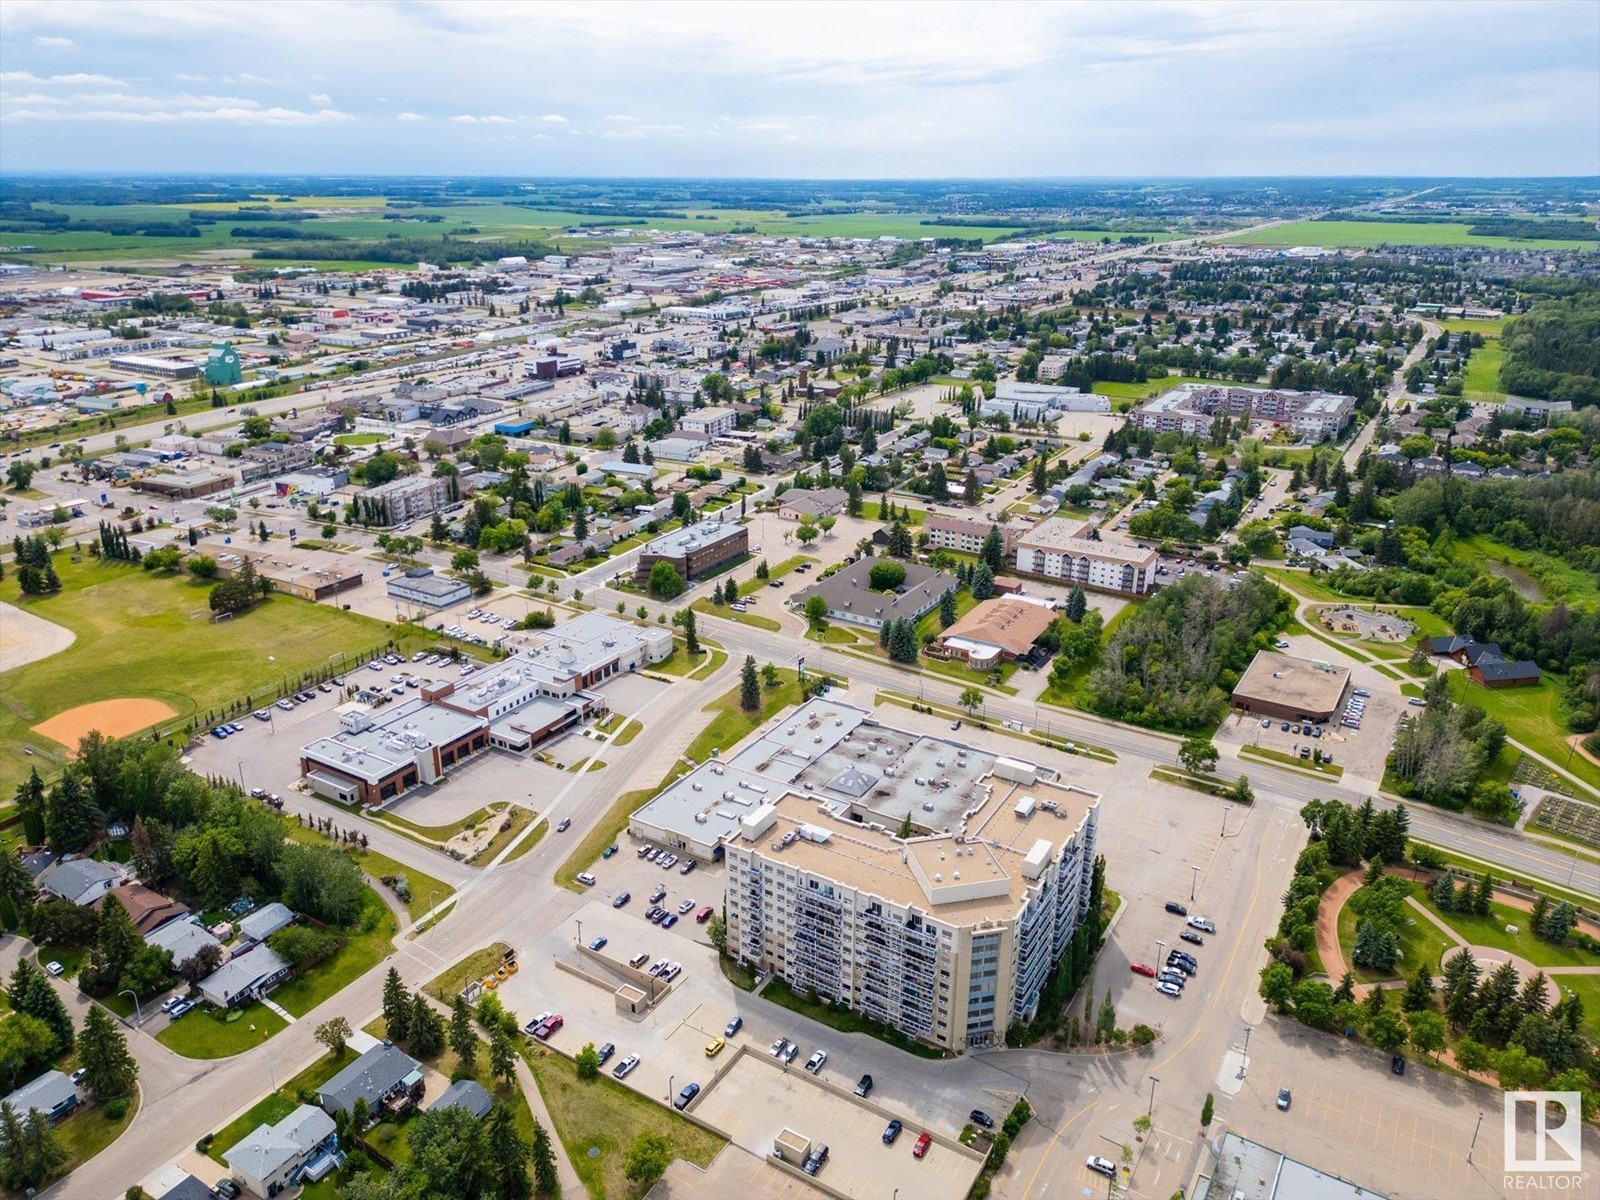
<box><xmin>0</xmin><ymin>600</ymin><xmax>74</xmax><ymax>672</ymax></box>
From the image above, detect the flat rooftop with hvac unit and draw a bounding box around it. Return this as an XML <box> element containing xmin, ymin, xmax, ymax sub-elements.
<box><xmin>1230</xmin><ymin>650</ymin><xmax>1351</xmax><ymax>722</ymax></box>
<box><xmin>629</xmin><ymin>698</ymin><xmax>1101</xmax><ymax>1052</ymax></box>
<box><xmin>299</xmin><ymin>613</ymin><xmax>671</xmax><ymax>805</ymax></box>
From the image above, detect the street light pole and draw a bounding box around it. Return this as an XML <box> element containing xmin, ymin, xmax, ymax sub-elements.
<box><xmin>1147</xmin><ymin>1075</ymin><xmax>1159</xmax><ymax>1117</ymax></box>
<box><xmin>119</xmin><ymin>989</ymin><xmax>143</xmax><ymax>1027</ymax></box>
<box><xmin>1190</xmin><ymin>864</ymin><xmax>1201</xmax><ymax>902</ymax></box>
<box><xmin>576</xmin><ymin>919</ymin><xmax>582</xmax><ymax>948</ymax></box>
<box><xmin>668</xmin><ymin>1074</ymin><xmax>675</xmax><ymax>1104</ymax></box>
<box><xmin>1467</xmin><ymin>1109</ymin><xmax>1484</xmax><ymax>1163</ymax></box>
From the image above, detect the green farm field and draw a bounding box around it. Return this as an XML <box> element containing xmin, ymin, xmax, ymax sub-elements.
<box><xmin>0</xmin><ymin>554</ymin><xmax>419</xmax><ymax>795</ymax></box>
<box><xmin>1223</xmin><ymin>220</ymin><xmax>1598</xmax><ymax>250</ymax></box>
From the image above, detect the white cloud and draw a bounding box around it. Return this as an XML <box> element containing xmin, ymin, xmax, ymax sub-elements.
<box><xmin>32</xmin><ymin>36</ymin><xmax>77</xmax><ymax>50</ymax></box>
<box><xmin>449</xmin><ymin>113</ymin><xmax>514</xmax><ymax>124</ymax></box>
<box><xmin>2</xmin><ymin>97</ymin><xmax>351</xmax><ymax>125</ymax></box>
<box><xmin>603</xmin><ymin>113</ymin><xmax>635</xmax><ymax>122</ymax></box>
<box><xmin>308</xmin><ymin>92</ymin><xmax>331</xmax><ymax>105</ymax></box>
<box><xmin>540</xmin><ymin>113</ymin><xmax>566</xmax><ymax>124</ymax></box>
<box><xmin>740</xmin><ymin>121</ymin><xmax>791</xmax><ymax>132</ymax></box>
<box><xmin>174</xmin><ymin>73</ymin><xmax>209</xmax><ymax>83</ymax></box>
<box><xmin>0</xmin><ymin>71</ymin><xmax>124</xmax><ymax>85</ymax></box>
<box><xmin>600</xmin><ymin>127</ymin><xmax>646</xmax><ymax>139</ymax></box>
<box><xmin>396</xmin><ymin>111</ymin><xmax>429</xmax><ymax>122</ymax></box>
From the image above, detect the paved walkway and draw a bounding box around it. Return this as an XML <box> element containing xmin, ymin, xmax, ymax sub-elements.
<box><xmin>258</xmin><ymin>997</ymin><xmax>296</xmax><ymax>1024</ymax></box>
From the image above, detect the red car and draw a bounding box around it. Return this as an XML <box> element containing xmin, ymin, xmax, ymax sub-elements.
<box><xmin>913</xmin><ymin>1131</ymin><xmax>932</xmax><ymax>1158</ymax></box>
<box><xmin>535</xmin><ymin>1015</ymin><xmax>564</xmax><ymax>1039</ymax></box>
<box><xmin>696</xmin><ymin>905</ymin><xmax>715</xmax><ymax>924</ymax></box>
<box><xmin>1130</xmin><ymin>962</ymin><xmax>1156</xmax><ymax>977</ymax></box>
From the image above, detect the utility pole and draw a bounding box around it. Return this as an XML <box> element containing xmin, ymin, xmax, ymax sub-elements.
<box><xmin>1467</xmin><ymin>1109</ymin><xmax>1484</xmax><ymax>1163</ymax></box>
<box><xmin>1147</xmin><ymin>1075</ymin><xmax>1159</xmax><ymax>1117</ymax></box>
<box><xmin>1190</xmin><ymin>864</ymin><xmax>1201</xmax><ymax>901</ymax></box>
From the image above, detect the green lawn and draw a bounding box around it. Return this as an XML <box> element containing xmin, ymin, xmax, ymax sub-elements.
<box><xmin>684</xmin><ymin>670</ymin><xmax>805</xmax><ymax>763</ymax></box>
<box><xmin>158</xmin><ymin>1001</ymin><xmax>289</xmax><ymax>1058</ymax></box>
<box><xmin>334</xmin><ymin>433</ymin><xmax>386</xmax><ymax>446</ymax></box>
<box><xmin>1453</xmin><ymin>534</ymin><xmax>1600</xmax><ymax>607</ymax></box>
<box><xmin>1460</xmin><ymin>338</ymin><xmax>1505</xmax><ymax>403</ymax></box>
<box><xmin>0</xmin><ymin>554</ymin><xmax>441</xmax><ymax>796</ymax></box>
<box><xmin>689</xmin><ymin>599</ymin><xmax>781</xmax><ymax>632</ymax></box>
<box><xmin>1446</xmin><ymin>672</ymin><xmax>1600</xmax><ymax>796</ymax></box>
<box><xmin>1238</xmin><ymin>744</ymin><xmax>1343</xmax><ymax>778</ymax></box>
<box><xmin>1091</xmin><ymin>372</ymin><xmax>1264</xmax><ymax>402</ymax></box>
<box><xmin>1551</xmin><ymin>975</ymin><xmax>1600</xmax><ymax>1043</ymax></box>
<box><xmin>54</xmin><ymin>1092</ymin><xmax>140</xmax><ymax>1180</ymax></box>
<box><xmin>1223</xmin><ymin>220</ymin><xmax>1598</xmax><ymax>250</ymax></box>
<box><xmin>1412</xmin><ymin>889</ymin><xmax>1600</xmax><ymax>970</ymax></box>
<box><xmin>425</xmin><ymin>943</ymin><xmax>514</xmax><ymax>1005</ymax></box>
<box><xmin>270</xmin><ymin>890</ymin><xmax>397</xmax><ymax>1017</ymax></box>
<box><xmin>521</xmin><ymin>1043</ymin><xmax>724</xmax><ymax>1200</ymax></box>
<box><xmin>207</xmin><ymin>1051</ymin><xmax>350</xmax><ymax>1163</ymax></box>
<box><xmin>761</xmin><ymin>976</ymin><xmax>947</xmax><ymax>1059</ymax></box>
<box><xmin>1334</xmin><ymin>883</ymin><xmax>1458</xmax><ymax>984</ymax></box>
<box><xmin>648</xmin><ymin>641</ymin><xmax>727</xmax><ymax>679</ymax></box>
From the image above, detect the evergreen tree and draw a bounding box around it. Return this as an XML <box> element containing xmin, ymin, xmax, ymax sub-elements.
<box><xmin>408</xmin><ymin>992</ymin><xmax>444</xmax><ymax>1057</ymax></box>
<box><xmin>8</xmin><ymin>961</ymin><xmax>73</xmax><ymax>1053</ymax></box>
<box><xmin>490</xmin><ymin>1027</ymin><xmax>517</xmax><ymax>1088</ymax></box>
<box><xmin>1331</xmin><ymin>971</ymin><xmax>1356</xmax><ymax>1006</ymax></box>
<box><xmin>971</xmin><ymin>563</ymin><xmax>995</xmax><ymax>600</ymax></box>
<box><xmin>740</xmin><ymin>655</ymin><xmax>761</xmax><ymax>712</ymax></box>
<box><xmin>938</xmin><ymin>588</ymin><xmax>957</xmax><ymax>628</ymax></box>
<box><xmin>1066</xmin><ymin>586</ymin><xmax>1087</xmax><ymax>623</ymax></box>
<box><xmin>0</xmin><ymin>1103</ymin><xmax>67</xmax><ymax>1192</ymax></box>
<box><xmin>13</xmin><ymin>768</ymin><xmax>46</xmax><ymax>847</ymax></box>
<box><xmin>79</xmin><ymin>1006</ymin><xmax>137</xmax><ymax>1100</ymax></box>
<box><xmin>44</xmin><ymin>771</ymin><xmax>99</xmax><ymax>853</ymax></box>
<box><xmin>531</xmin><ymin>1118</ymin><xmax>559</xmax><ymax>1197</ymax></box>
<box><xmin>1442</xmin><ymin>948</ymin><xmax>1482</xmax><ymax>1028</ymax></box>
<box><xmin>450</xmin><ymin>996</ymin><xmax>478</xmax><ymax>1070</ymax></box>
<box><xmin>683</xmin><ymin>607</ymin><xmax>700</xmax><ymax>656</ymax></box>
<box><xmin>979</xmin><ymin>525</ymin><xmax>1005</xmax><ymax>575</ymax></box>
<box><xmin>485</xmin><ymin>1102</ymin><xmax>533</xmax><ymax>1200</ymax></box>
<box><xmin>382</xmin><ymin>967</ymin><xmax>412</xmax><ymax>1044</ymax></box>
<box><xmin>1402</xmin><ymin>963</ymin><xmax>1434</xmax><ymax>1013</ymax></box>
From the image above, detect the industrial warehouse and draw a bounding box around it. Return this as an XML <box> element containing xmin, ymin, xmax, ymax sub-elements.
<box><xmin>1230</xmin><ymin>650</ymin><xmax>1352</xmax><ymax>723</ymax></box>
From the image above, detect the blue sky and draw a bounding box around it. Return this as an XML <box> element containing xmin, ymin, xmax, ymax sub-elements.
<box><xmin>1</xmin><ymin>0</ymin><xmax>1596</xmax><ymax>177</ymax></box>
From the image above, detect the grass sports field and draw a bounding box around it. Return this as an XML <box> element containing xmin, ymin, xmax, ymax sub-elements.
<box><xmin>1091</xmin><ymin>372</ymin><xmax>1264</xmax><ymax>402</ymax></box>
<box><xmin>1223</xmin><ymin>220</ymin><xmax>1597</xmax><ymax>250</ymax></box>
<box><xmin>0</xmin><ymin>554</ymin><xmax>417</xmax><ymax>795</ymax></box>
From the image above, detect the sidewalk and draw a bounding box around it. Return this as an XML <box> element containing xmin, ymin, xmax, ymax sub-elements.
<box><xmin>513</xmin><ymin>1052</ymin><xmax>584</xmax><ymax>1197</ymax></box>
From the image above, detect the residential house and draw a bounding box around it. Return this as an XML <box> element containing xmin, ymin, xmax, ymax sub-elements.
<box><xmin>198</xmin><ymin>943</ymin><xmax>292</xmax><ymax>1008</ymax></box>
<box><xmin>224</xmin><ymin>1104</ymin><xmax>339</xmax><ymax>1198</ymax></box>
<box><xmin>36</xmin><ymin>858</ymin><xmax>123</xmax><ymax>906</ymax></box>
<box><xmin>431</xmin><ymin>1079</ymin><xmax>493</xmax><ymax>1119</ymax></box>
<box><xmin>317</xmin><ymin>1043</ymin><xmax>426</xmax><ymax>1118</ymax></box>
<box><xmin>791</xmin><ymin>558</ymin><xmax>957</xmax><ymax>631</ymax></box>
<box><xmin>3</xmin><ymin>1071</ymin><xmax>77</xmax><ymax>1123</ymax></box>
<box><xmin>931</xmin><ymin>597</ymin><xmax>1058</xmax><ymax>670</ymax></box>
<box><xmin>777</xmin><ymin>487</ymin><xmax>848</xmax><ymax>521</ymax></box>
<box><xmin>238</xmin><ymin>902</ymin><xmax>295</xmax><ymax>944</ymax></box>
<box><xmin>95</xmin><ymin>883</ymin><xmax>188</xmax><ymax>936</ymax></box>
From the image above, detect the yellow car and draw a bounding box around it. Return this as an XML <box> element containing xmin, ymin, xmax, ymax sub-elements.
<box><xmin>482</xmin><ymin>975</ymin><xmax>499</xmax><ymax>990</ymax></box>
<box><xmin>704</xmin><ymin>1037</ymin><xmax>725</xmax><ymax>1058</ymax></box>
<box><xmin>495</xmin><ymin>965</ymin><xmax>510</xmax><ymax>980</ymax></box>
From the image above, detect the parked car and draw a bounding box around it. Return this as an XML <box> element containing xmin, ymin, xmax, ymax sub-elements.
<box><xmin>674</xmin><ymin>1082</ymin><xmax>700</xmax><ymax>1110</ymax></box>
<box><xmin>882</xmin><ymin>1118</ymin><xmax>902</xmax><ymax>1144</ymax></box>
<box><xmin>855</xmin><ymin>1073</ymin><xmax>874</xmax><ymax>1098</ymax></box>
<box><xmin>696</xmin><ymin>905</ymin><xmax>715</xmax><ymax>923</ymax></box>
<box><xmin>1156</xmin><ymin>981</ymin><xmax>1182</xmax><ymax>998</ymax></box>
<box><xmin>661</xmin><ymin>913</ymin><xmax>679</xmax><ymax>929</ymax></box>
<box><xmin>1277</xmin><ymin>1087</ymin><xmax>1292</xmax><ymax>1110</ymax></box>
<box><xmin>805</xmin><ymin>1050</ymin><xmax>828</xmax><ymax>1074</ymax></box>
<box><xmin>1130</xmin><ymin>962</ymin><xmax>1156</xmax><ymax>977</ymax></box>
<box><xmin>1391</xmin><ymin>1054</ymin><xmax>1406</xmax><ymax>1076</ymax></box>
<box><xmin>1164</xmin><ymin>901</ymin><xmax>1188</xmax><ymax>916</ymax></box>
<box><xmin>596</xmin><ymin>1042</ymin><xmax>615</xmax><ymax>1066</ymax></box>
<box><xmin>705</xmin><ymin>1037</ymin><xmax>726</xmax><ymax>1057</ymax></box>
<box><xmin>781</xmin><ymin>1041</ymin><xmax>799</xmax><ymax>1064</ymax></box>
<box><xmin>913</xmin><ymin>1132</ymin><xmax>933</xmax><ymax>1158</ymax></box>
<box><xmin>612</xmin><ymin>891</ymin><xmax>631</xmax><ymax>908</ymax></box>
<box><xmin>253</xmin><ymin>709</ymin><xmax>272</xmax><ymax>720</ymax></box>
<box><xmin>168</xmin><ymin>998</ymin><xmax>195</xmax><ymax>1018</ymax></box>
<box><xmin>612</xmin><ymin>1054</ymin><xmax>640</xmax><ymax>1079</ymax></box>
<box><xmin>679</xmin><ymin>859</ymin><xmax>697</xmax><ymax>875</ymax></box>
<box><xmin>588</xmin><ymin>936</ymin><xmax>608</xmax><ymax>951</ymax></box>
<box><xmin>214</xmin><ymin>1180</ymin><xmax>242</xmax><ymax>1200</ymax></box>
<box><xmin>802</xmin><ymin>1142</ymin><xmax>829</xmax><ymax>1175</ymax></box>
<box><xmin>770</xmin><ymin>1037</ymin><xmax>788</xmax><ymax>1058</ymax></box>
<box><xmin>1086</xmin><ymin>1155</ymin><xmax>1118</xmax><ymax>1178</ymax></box>
<box><xmin>628</xmin><ymin>952</ymin><xmax>650</xmax><ymax>969</ymax></box>
<box><xmin>576</xmin><ymin>872</ymin><xmax>597</xmax><ymax>886</ymax></box>
<box><xmin>677</xmin><ymin>898</ymin><xmax>696</xmax><ymax>914</ymax></box>
<box><xmin>602</xmin><ymin>845</ymin><xmax>619</xmax><ymax>858</ymax></box>
<box><xmin>535</xmin><ymin>1015</ymin><xmax>564</xmax><ymax>1039</ymax></box>
<box><xmin>1179</xmin><ymin>931</ymin><xmax>1205</xmax><ymax>946</ymax></box>
<box><xmin>1187</xmin><ymin>916</ymin><xmax>1217</xmax><ymax>933</ymax></box>
<box><xmin>969</xmin><ymin>1109</ymin><xmax>995</xmax><ymax>1130</ymax></box>
<box><xmin>44</xmin><ymin>961</ymin><xmax>63</xmax><ymax>977</ymax></box>
<box><xmin>724</xmin><ymin>1015</ymin><xmax>743</xmax><ymax>1037</ymax></box>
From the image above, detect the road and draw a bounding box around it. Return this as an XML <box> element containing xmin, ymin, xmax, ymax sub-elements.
<box><xmin>1341</xmin><ymin>317</ymin><xmax>1440</xmax><ymax>470</ymax></box>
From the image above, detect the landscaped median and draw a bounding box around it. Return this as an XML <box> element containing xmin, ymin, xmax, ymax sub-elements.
<box><xmin>875</xmin><ymin>689</ymin><xmax>1118</xmax><ymax>763</ymax></box>
<box><xmin>1238</xmin><ymin>743</ymin><xmax>1344</xmax><ymax>778</ymax></box>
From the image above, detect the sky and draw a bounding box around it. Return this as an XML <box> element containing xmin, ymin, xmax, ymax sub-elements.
<box><xmin>1</xmin><ymin>0</ymin><xmax>1597</xmax><ymax>178</ymax></box>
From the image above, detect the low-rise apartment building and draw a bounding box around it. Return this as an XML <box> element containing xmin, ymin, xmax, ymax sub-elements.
<box><xmin>1130</xmin><ymin>383</ymin><xmax>1355</xmax><ymax>441</ymax></box>
<box><xmin>923</xmin><ymin>515</ymin><xmax>1017</xmax><ymax>557</ymax></box>
<box><xmin>1013</xmin><ymin>518</ymin><xmax>1158</xmax><ymax>595</ymax></box>
<box><xmin>680</xmin><ymin>406</ymin><xmax>739</xmax><ymax>437</ymax></box>
<box><xmin>633</xmin><ymin>518</ymin><xmax>748</xmax><ymax>583</ymax></box>
<box><xmin>356</xmin><ymin>474</ymin><xmax>455</xmax><ymax>526</ymax></box>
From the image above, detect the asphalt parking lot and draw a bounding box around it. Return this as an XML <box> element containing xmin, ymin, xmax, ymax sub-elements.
<box><xmin>691</xmin><ymin>1051</ymin><xmax>983</xmax><ymax>1200</ymax></box>
<box><xmin>1224</xmin><ymin>1018</ymin><xmax>1600</xmax><ymax>1200</ymax></box>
